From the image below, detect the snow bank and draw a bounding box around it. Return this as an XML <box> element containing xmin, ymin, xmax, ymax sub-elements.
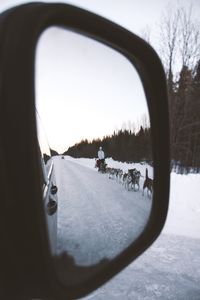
<box><xmin>63</xmin><ymin>155</ymin><xmax>153</xmax><ymax>178</ymax></box>
<box><xmin>163</xmin><ymin>172</ymin><xmax>200</xmax><ymax>239</ymax></box>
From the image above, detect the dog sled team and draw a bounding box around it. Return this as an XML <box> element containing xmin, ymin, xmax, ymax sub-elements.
<box><xmin>95</xmin><ymin>146</ymin><xmax>153</xmax><ymax>196</ymax></box>
<box><xmin>106</xmin><ymin>167</ymin><xmax>153</xmax><ymax>196</ymax></box>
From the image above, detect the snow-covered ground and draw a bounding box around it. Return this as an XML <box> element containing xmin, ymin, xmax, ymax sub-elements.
<box><xmin>164</xmin><ymin>172</ymin><xmax>200</xmax><ymax>239</ymax></box>
<box><xmin>52</xmin><ymin>156</ymin><xmax>200</xmax><ymax>299</ymax></box>
<box><xmin>56</xmin><ymin>158</ymin><xmax>152</xmax><ymax>264</ymax></box>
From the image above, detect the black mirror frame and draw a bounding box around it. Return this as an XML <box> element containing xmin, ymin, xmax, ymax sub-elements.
<box><xmin>0</xmin><ymin>2</ymin><xmax>170</xmax><ymax>299</ymax></box>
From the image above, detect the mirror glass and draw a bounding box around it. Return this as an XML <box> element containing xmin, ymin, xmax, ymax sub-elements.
<box><xmin>35</xmin><ymin>27</ymin><xmax>153</xmax><ymax>285</ymax></box>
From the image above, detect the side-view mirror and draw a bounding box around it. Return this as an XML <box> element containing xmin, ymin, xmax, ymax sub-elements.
<box><xmin>0</xmin><ymin>2</ymin><xmax>170</xmax><ymax>300</ymax></box>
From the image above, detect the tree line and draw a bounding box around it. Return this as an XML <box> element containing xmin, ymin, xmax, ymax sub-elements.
<box><xmin>157</xmin><ymin>4</ymin><xmax>200</xmax><ymax>173</ymax></box>
<box><xmin>141</xmin><ymin>4</ymin><xmax>200</xmax><ymax>173</ymax></box>
<box><xmin>168</xmin><ymin>61</ymin><xmax>200</xmax><ymax>173</ymax></box>
<box><xmin>64</xmin><ymin>125</ymin><xmax>152</xmax><ymax>163</ymax></box>
<box><xmin>62</xmin><ymin>4</ymin><xmax>200</xmax><ymax>173</ymax></box>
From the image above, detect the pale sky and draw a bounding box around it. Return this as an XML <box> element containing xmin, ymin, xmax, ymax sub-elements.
<box><xmin>0</xmin><ymin>0</ymin><xmax>199</xmax><ymax>153</ymax></box>
<box><xmin>35</xmin><ymin>27</ymin><xmax>147</xmax><ymax>152</ymax></box>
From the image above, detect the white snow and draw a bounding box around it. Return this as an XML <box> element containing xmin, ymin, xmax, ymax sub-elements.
<box><xmin>65</xmin><ymin>155</ymin><xmax>153</xmax><ymax>178</ymax></box>
<box><xmin>50</xmin><ymin>155</ymin><xmax>200</xmax><ymax>299</ymax></box>
<box><xmin>164</xmin><ymin>172</ymin><xmax>200</xmax><ymax>239</ymax></box>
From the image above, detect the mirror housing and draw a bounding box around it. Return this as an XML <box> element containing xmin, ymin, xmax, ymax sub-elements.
<box><xmin>0</xmin><ymin>2</ymin><xmax>170</xmax><ymax>300</ymax></box>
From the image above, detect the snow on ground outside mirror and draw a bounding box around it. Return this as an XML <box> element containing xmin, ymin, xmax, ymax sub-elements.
<box><xmin>164</xmin><ymin>172</ymin><xmax>200</xmax><ymax>239</ymax></box>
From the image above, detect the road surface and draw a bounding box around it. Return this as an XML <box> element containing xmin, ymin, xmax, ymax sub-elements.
<box><xmin>53</xmin><ymin>156</ymin><xmax>152</xmax><ymax>266</ymax></box>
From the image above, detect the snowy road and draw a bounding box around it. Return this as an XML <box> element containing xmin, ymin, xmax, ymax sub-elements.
<box><xmin>51</xmin><ymin>156</ymin><xmax>200</xmax><ymax>299</ymax></box>
<box><xmin>54</xmin><ymin>157</ymin><xmax>152</xmax><ymax>266</ymax></box>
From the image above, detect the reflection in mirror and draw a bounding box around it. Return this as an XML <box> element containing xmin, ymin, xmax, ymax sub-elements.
<box><xmin>35</xmin><ymin>27</ymin><xmax>153</xmax><ymax>285</ymax></box>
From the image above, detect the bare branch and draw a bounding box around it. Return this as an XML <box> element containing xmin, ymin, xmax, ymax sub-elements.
<box><xmin>140</xmin><ymin>25</ymin><xmax>151</xmax><ymax>44</ymax></box>
<box><xmin>158</xmin><ymin>5</ymin><xmax>180</xmax><ymax>78</ymax></box>
<box><xmin>178</xmin><ymin>4</ymin><xmax>200</xmax><ymax>69</ymax></box>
